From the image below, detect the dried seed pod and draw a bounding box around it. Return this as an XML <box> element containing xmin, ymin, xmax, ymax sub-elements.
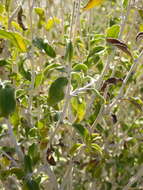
<box><xmin>46</xmin><ymin>148</ymin><xmax>56</xmax><ymax>166</ymax></box>
<box><xmin>106</xmin><ymin>38</ymin><xmax>132</xmax><ymax>58</ymax></box>
<box><xmin>17</xmin><ymin>6</ymin><xmax>28</xmax><ymax>31</ymax></box>
<box><xmin>111</xmin><ymin>114</ymin><xmax>117</xmax><ymax>124</ymax></box>
<box><xmin>101</xmin><ymin>77</ymin><xmax>123</xmax><ymax>92</ymax></box>
<box><xmin>0</xmin><ymin>39</ymin><xmax>5</xmax><ymax>54</ymax></box>
<box><xmin>136</xmin><ymin>32</ymin><xmax>143</xmax><ymax>42</ymax></box>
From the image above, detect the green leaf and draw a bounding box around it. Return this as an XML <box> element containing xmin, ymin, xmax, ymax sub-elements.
<box><xmin>33</xmin><ymin>37</ymin><xmax>56</xmax><ymax>58</ymax></box>
<box><xmin>28</xmin><ymin>143</ymin><xmax>40</xmax><ymax>166</ymax></box>
<box><xmin>72</xmin><ymin>123</ymin><xmax>89</xmax><ymax>138</ymax></box>
<box><xmin>106</xmin><ymin>25</ymin><xmax>120</xmax><ymax>38</ymax></box>
<box><xmin>5</xmin><ymin>0</ymin><xmax>11</xmax><ymax>12</ymax></box>
<box><xmin>24</xmin><ymin>155</ymin><xmax>33</xmax><ymax>173</ymax></box>
<box><xmin>0</xmin><ymin>29</ymin><xmax>28</xmax><ymax>52</ymax></box>
<box><xmin>43</xmin><ymin>63</ymin><xmax>62</xmax><ymax>77</ymax></box>
<box><xmin>71</xmin><ymin>72</ymin><xmax>81</xmax><ymax>89</ymax></box>
<box><xmin>10</xmin><ymin>168</ymin><xmax>25</xmax><ymax>180</ymax></box>
<box><xmin>34</xmin><ymin>8</ymin><xmax>45</xmax><ymax>28</ymax></box>
<box><xmin>45</xmin><ymin>17</ymin><xmax>61</xmax><ymax>31</ymax></box>
<box><xmin>91</xmin><ymin>143</ymin><xmax>102</xmax><ymax>154</ymax></box>
<box><xmin>122</xmin><ymin>0</ymin><xmax>128</xmax><ymax>8</ymax></box>
<box><xmin>34</xmin><ymin>73</ymin><xmax>43</xmax><ymax>88</ymax></box>
<box><xmin>71</xmin><ymin>97</ymin><xmax>86</xmax><ymax>122</ymax></box>
<box><xmin>48</xmin><ymin>77</ymin><xmax>68</xmax><ymax>106</ymax></box>
<box><xmin>92</xmin><ymin>89</ymin><xmax>105</xmax><ymax>103</ymax></box>
<box><xmin>128</xmin><ymin>97</ymin><xmax>143</xmax><ymax>111</ymax></box>
<box><xmin>73</xmin><ymin>63</ymin><xmax>88</xmax><ymax>73</ymax></box>
<box><xmin>18</xmin><ymin>58</ymin><xmax>31</xmax><ymax>81</ymax></box>
<box><xmin>0</xmin><ymin>85</ymin><xmax>16</xmax><ymax>117</ymax></box>
<box><xmin>138</xmin><ymin>10</ymin><xmax>143</xmax><ymax>20</ymax></box>
<box><xmin>64</xmin><ymin>40</ymin><xmax>73</xmax><ymax>62</ymax></box>
<box><xmin>0</xmin><ymin>59</ymin><xmax>10</xmax><ymax>66</ymax></box>
<box><xmin>25</xmin><ymin>179</ymin><xmax>40</xmax><ymax>190</ymax></box>
<box><xmin>0</xmin><ymin>4</ymin><xmax>5</xmax><ymax>14</ymax></box>
<box><xmin>89</xmin><ymin>46</ymin><xmax>105</xmax><ymax>56</ymax></box>
<box><xmin>69</xmin><ymin>143</ymin><xmax>83</xmax><ymax>156</ymax></box>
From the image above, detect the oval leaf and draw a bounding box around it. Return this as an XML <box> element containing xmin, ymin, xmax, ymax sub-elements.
<box><xmin>48</xmin><ymin>77</ymin><xmax>68</xmax><ymax>106</ymax></box>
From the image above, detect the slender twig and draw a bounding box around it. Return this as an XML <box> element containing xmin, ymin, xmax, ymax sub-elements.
<box><xmin>119</xmin><ymin>0</ymin><xmax>132</xmax><ymax>39</ymax></box>
<box><xmin>27</xmin><ymin>0</ymin><xmax>35</xmax><ymax>126</ymax></box>
<box><xmin>8</xmin><ymin>0</ymin><xmax>25</xmax><ymax>29</ymax></box>
<box><xmin>48</xmin><ymin>0</ymin><xmax>80</xmax><ymax>146</ymax></box>
<box><xmin>43</xmin><ymin>164</ymin><xmax>59</xmax><ymax>190</ymax></box>
<box><xmin>5</xmin><ymin>118</ymin><xmax>23</xmax><ymax>162</ymax></box>
<box><xmin>60</xmin><ymin>160</ymin><xmax>73</xmax><ymax>190</ymax></box>
<box><xmin>123</xmin><ymin>164</ymin><xmax>143</xmax><ymax>190</ymax></box>
<box><xmin>107</xmin><ymin>50</ymin><xmax>143</xmax><ymax>111</ymax></box>
<box><xmin>0</xmin><ymin>150</ymin><xmax>18</xmax><ymax>166</ymax></box>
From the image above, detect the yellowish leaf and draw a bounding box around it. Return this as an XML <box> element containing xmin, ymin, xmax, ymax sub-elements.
<box><xmin>45</xmin><ymin>17</ymin><xmax>61</xmax><ymax>31</ymax></box>
<box><xmin>83</xmin><ymin>0</ymin><xmax>105</xmax><ymax>11</ymax></box>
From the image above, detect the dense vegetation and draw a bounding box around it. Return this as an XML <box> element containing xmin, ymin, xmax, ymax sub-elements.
<box><xmin>0</xmin><ymin>0</ymin><xmax>143</xmax><ymax>189</ymax></box>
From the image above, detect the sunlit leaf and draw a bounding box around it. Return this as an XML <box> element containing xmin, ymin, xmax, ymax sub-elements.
<box><xmin>71</xmin><ymin>97</ymin><xmax>86</xmax><ymax>122</ymax></box>
<box><xmin>0</xmin><ymin>4</ymin><xmax>5</xmax><ymax>14</ymax></box>
<box><xmin>106</xmin><ymin>25</ymin><xmax>120</xmax><ymax>38</ymax></box>
<box><xmin>69</xmin><ymin>143</ymin><xmax>83</xmax><ymax>155</ymax></box>
<box><xmin>45</xmin><ymin>17</ymin><xmax>61</xmax><ymax>31</ymax></box>
<box><xmin>43</xmin><ymin>63</ymin><xmax>62</xmax><ymax>77</ymax></box>
<box><xmin>73</xmin><ymin>63</ymin><xmax>88</xmax><ymax>73</ymax></box>
<box><xmin>82</xmin><ymin>0</ymin><xmax>105</xmax><ymax>11</ymax></box>
<box><xmin>0</xmin><ymin>29</ymin><xmax>28</xmax><ymax>52</ymax></box>
<box><xmin>91</xmin><ymin>143</ymin><xmax>102</xmax><ymax>154</ymax></box>
<box><xmin>34</xmin><ymin>7</ymin><xmax>45</xmax><ymax>28</ymax></box>
<box><xmin>122</xmin><ymin>0</ymin><xmax>128</xmax><ymax>8</ymax></box>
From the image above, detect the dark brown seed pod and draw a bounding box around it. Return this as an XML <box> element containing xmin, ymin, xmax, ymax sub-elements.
<box><xmin>106</xmin><ymin>38</ymin><xmax>132</xmax><ymax>58</ymax></box>
<box><xmin>0</xmin><ymin>39</ymin><xmax>5</xmax><ymax>54</ymax></box>
<box><xmin>17</xmin><ymin>6</ymin><xmax>28</xmax><ymax>31</ymax></box>
<box><xmin>111</xmin><ymin>114</ymin><xmax>117</xmax><ymax>124</ymax></box>
<box><xmin>136</xmin><ymin>32</ymin><xmax>143</xmax><ymax>42</ymax></box>
<box><xmin>46</xmin><ymin>147</ymin><xmax>56</xmax><ymax>166</ymax></box>
<box><xmin>101</xmin><ymin>77</ymin><xmax>123</xmax><ymax>92</ymax></box>
<box><xmin>46</xmin><ymin>154</ymin><xmax>56</xmax><ymax>166</ymax></box>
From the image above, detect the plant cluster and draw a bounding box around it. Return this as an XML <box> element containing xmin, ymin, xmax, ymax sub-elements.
<box><xmin>0</xmin><ymin>0</ymin><xmax>143</xmax><ymax>189</ymax></box>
